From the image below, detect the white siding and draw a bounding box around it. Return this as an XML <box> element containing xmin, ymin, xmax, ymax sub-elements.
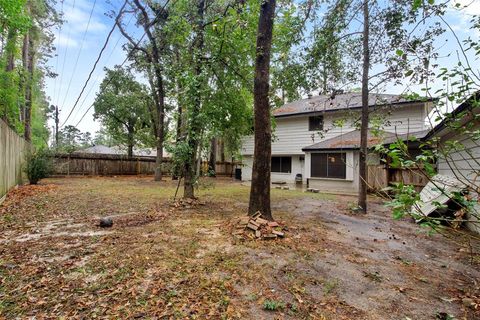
<box><xmin>305</xmin><ymin>151</ymin><xmax>359</xmax><ymax>194</ymax></box>
<box><xmin>241</xmin><ymin>155</ymin><xmax>305</xmax><ymax>183</ymax></box>
<box><xmin>437</xmin><ymin>128</ymin><xmax>480</xmax><ymax>233</ymax></box>
<box><xmin>241</xmin><ymin>103</ymin><xmax>429</xmax><ymax>156</ymax></box>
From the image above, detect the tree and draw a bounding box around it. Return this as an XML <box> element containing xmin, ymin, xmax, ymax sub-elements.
<box><xmin>57</xmin><ymin>125</ymin><xmax>82</xmax><ymax>153</ymax></box>
<box><xmin>0</xmin><ymin>0</ymin><xmax>60</xmax><ymax>148</ymax></box>
<box><xmin>116</xmin><ymin>0</ymin><xmax>168</xmax><ymax>180</ymax></box>
<box><xmin>357</xmin><ymin>0</ymin><xmax>370</xmax><ymax>213</ymax></box>
<box><xmin>182</xmin><ymin>0</ymin><xmax>207</xmax><ymax>198</ymax></box>
<box><xmin>309</xmin><ymin>0</ymin><xmax>444</xmax><ymax>213</ymax></box>
<box><xmin>93</xmin><ymin>128</ymin><xmax>116</xmax><ymax>147</ymax></box>
<box><xmin>93</xmin><ymin>66</ymin><xmax>150</xmax><ymax>158</ymax></box>
<box><xmin>248</xmin><ymin>0</ymin><xmax>276</xmax><ymax>220</ymax></box>
<box><xmin>377</xmin><ymin>3</ymin><xmax>480</xmax><ymax>236</ymax></box>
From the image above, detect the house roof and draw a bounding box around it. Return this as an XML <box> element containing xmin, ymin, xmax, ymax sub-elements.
<box><xmin>74</xmin><ymin>145</ymin><xmax>123</xmax><ymax>155</ymax></box>
<box><xmin>424</xmin><ymin>91</ymin><xmax>480</xmax><ymax>140</ymax></box>
<box><xmin>302</xmin><ymin>129</ymin><xmax>429</xmax><ymax>151</ymax></box>
<box><xmin>274</xmin><ymin>92</ymin><xmax>430</xmax><ymax>118</ymax></box>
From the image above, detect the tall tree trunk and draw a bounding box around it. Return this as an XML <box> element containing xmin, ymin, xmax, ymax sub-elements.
<box><xmin>172</xmin><ymin>81</ymin><xmax>184</xmax><ymax>180</ymax></box>
<box><xmin>208</xmin><ymin>137</ymin><xmax>217</xmax><ymax>177</ymax></box>
<box><xmin>55</xmin><ymin>105</ymin><xmax>59</xmax><ymax>147</ymax></box>
<box><xmin>155</xmin><ymin>96</ymin><xmax>165</xmax><ymax>181</ymax></box>
<box><xmin>20</xmin><ymin>32</ymin><xmax>29</xmax><ymax>125</ymax></box>
<box><xmin>183</xmin><ymin>0</ymin><xmax>205</xmax><ymax>199</ymax></box>
<box><xmin>24</xmin><ymin>31</ymin><xmax>34</xmax><ymax>143</ymax></box>
<box><xmin>127</xmin><ymin>128</ymin><xmax>134</xmax><ymax>158</ymax></box>
<box><xmin>358</xmin><ymin>0</ymin><xmax>370</xmax><ymax>213</ymax></box>
<box><xmin>124</xmin><ymin>0</ymin><xmax>166</xmax><ymax>182</ymax></box>
<box><xmin>2</xmin><ymin>29</ymin><xmax>17</xmax><ymax>123</ymax></box>
<box><xmin>219</xmin><ymin>138</ymin><xmax>225</xmax><ymax>162</ymax></box>
<box><xmin>248</xmin><ymin>0</ymin><xmax>276</xmax><ymax>221</ymax></box>
<box><xmin>5</xmin><ymin>29</ymin><xmax>16</xmax><ymax>72</ymax></box>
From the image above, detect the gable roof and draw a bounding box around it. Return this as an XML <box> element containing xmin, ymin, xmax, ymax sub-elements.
<box><xmin>302</xmin><ymin>129</ymin><xmax>430</xmax><ymax>151</ymax></box>
<box><xmin>274</xmin><ymin>92</ymin><xmax>429</xmax><ymax>118</ymax></box>
<box><xmin>425</xmin><ymin>91</ymin><xmax>480</xmax><ymax>140</ymax></box>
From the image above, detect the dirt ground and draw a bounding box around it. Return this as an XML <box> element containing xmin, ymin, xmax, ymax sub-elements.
<box><xmin>0</xmin><ymin>176</ymin><xmax>479</xmax><ymax>319</ymax></box>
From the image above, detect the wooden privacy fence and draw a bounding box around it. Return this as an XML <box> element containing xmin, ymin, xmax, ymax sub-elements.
<box><xmin>52</xmin><ymin>153</ymin><xmax>236</xmax><ymax>177</ymax></box>
<box><xmin>52</xmin><ymin>153</ymin><xmax>168</xmax><ymax>176</ymax></box>
<box><xmin>0</xmin><ymin>119</ymin><xmax>30</xmax><ymax>202</ymax></box>
<box><xmin>368</xmin><ymin>164</ymin><xmax>432</xmax><ymax>193</ymax></box>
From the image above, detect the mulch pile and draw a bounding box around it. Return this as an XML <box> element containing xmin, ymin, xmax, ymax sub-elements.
<box><xmin>170</xmin><ymin>198</ymin><xmax>206</xmax><ymax>209</ymax></box>
<box><xmin>1</xmin><ymin>184</ymin><xmax>57</xmax><ymax>212</ymax></box>
<box><xmin>232</xmin><ymin>211</ymin><xmax>286</xmax><ymax>241</ymax></box>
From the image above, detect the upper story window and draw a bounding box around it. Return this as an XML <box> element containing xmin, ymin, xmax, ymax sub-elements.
<box><xmin>309</xmin><ymin>116</ymin><xmax>324</xmax><ymax>131</ymax></box>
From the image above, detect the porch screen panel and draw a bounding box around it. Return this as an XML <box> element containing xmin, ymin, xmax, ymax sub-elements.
<box><xmin>327</xmin><ymin>153</ymin><xmax>346</xmax><ymax>179</ymax></box>
<box><xmin>311</xmin><ymin>154</ymin><xmax>327</xmax><ymax>177</ymax></box>
<box><xmin>311</xmin><ymin>153</ymin><xmax>346</xmax><ymax>179</ymax></box>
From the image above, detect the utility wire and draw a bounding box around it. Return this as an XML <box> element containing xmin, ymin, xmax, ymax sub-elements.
<box><xmin>60</xmin><ymin>0</ymin><xmax>98</xmax><ymax>111</ymax></box>
<box><xmin>73</xmin><ymin>33</ymin><xmax>148</xmax><ymax>127</ymax></box>
<box><xmin>74</xmin><ymin>0</ymin><xmax>174</xmax><ymax>127</ymax></box>
<box><xmin>70</xmin><ymin>13</ymin><xmax>135</xmax><ymax>124</ymax></box>
<box><xmin>55</xmin><ymin>0</ymin><xmax>76</xmax><ymax>107</ymax></box>
<box><xmin>60</xmin><ymin>0</ymin><xmax>128</xmax><ymax>128</ymax></box>
<box><xmin>52</xmin><ymin>0</ymin><xmax>65</xmax><ymax>106</ymax></box>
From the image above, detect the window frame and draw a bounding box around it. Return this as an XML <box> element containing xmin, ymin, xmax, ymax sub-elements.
<box><xmin>308</xmin><ymin>115</ymin><xmax>324</xmax><ymax>131</ymax></box>
<box><xmin>310</xmin><ymin>152</ymin><xmax>347</xmax><ymax>179</ymax></box>
<box><xmin>271</xmin><ymin>156</ymin><xmax>292</xmax><ymax>173</ymax></box>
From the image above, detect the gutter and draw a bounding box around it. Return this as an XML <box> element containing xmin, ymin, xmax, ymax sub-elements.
<box><xmin>274</xmin><ymin>99</ymin><xmax>435</xmax><ymax>119</ymax></box>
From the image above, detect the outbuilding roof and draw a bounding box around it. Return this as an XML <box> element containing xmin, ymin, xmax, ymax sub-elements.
<box><xmin>424</xmin><ymin>91</ymin><xmax>480</xmax><ymax>140</ymax></box>
<box><xmin>274</xmin><ymin>92</ymin><xmax>429</xmax><ymax>118</ymax></box>
<box><xmin>302</xmin><ymin>129</ymin><xmax>430</xmax><ymax>151</ymax></box>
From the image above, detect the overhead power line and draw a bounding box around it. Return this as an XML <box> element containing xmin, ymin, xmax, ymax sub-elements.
<box><xmin>70</xmin><ymin>13</ymin><xmax>136</xmax><ymax>124</ymax></box>
<box><xmin>60</xmin><ymin>0</ymin><xmax>129</xmax><ymax>128</ymax></box>
<box><xmin>55</xmin><ymin>0</ymin><xmax>76</xmax><ymax>107</ymax></box>
<box><xmin>52</xmin><ymin>0</ymin><xmax>65</xmax><ymax>105</ymax></box>
<box><xmin>60</xmin><ymin>0</ymin><xmax>98</xmax><ymax>111</ymax></box>
<box><xmin>74</xmin><ymin>0</ymin><xmax>174</xmax><ymax>128</ymax></box>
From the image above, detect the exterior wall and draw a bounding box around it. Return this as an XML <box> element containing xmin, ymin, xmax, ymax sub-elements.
<box><xmin>437</xmin><ymin>127</ymin><xmax>480</xmax><ymax>233</ymax></box>
<box><xmin>0</xmin><ymin>120</ymin><xmax>30</xmax><ymax>202</ymax></box>
<box><xmin>241</xmin><ymin>155</ymin><xmax>305</xmax><ymax>183</ymax></box>
<box><xmin>305</xmin><ymin>151</ymin><xmax>359</xmax><ymax>194</ymax></box>
<box><xmin>241</xmin><ymin>103</ymin><xmax>429</xmax><ymax>156</ymax></box>
<box><xmin>240</xmin><ymin>102</ymin><xmax>429</xmax><ymax>193</ymax></box>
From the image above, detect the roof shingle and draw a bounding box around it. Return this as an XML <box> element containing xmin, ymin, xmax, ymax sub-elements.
<box><xmin>302</xmin><ymin>129</ymin><xmax>429</xmax><ymax>151</ymax></box>
<box><xmin>274</xmin><ymin>92</ymin><xmax>424</xmax><ymax>117</ymax></box>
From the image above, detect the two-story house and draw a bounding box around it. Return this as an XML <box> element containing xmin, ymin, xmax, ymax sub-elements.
<box><xmin>241</xmin><ymin>92</ymin><xmax>434</xmax><ymax>194</ymax></box>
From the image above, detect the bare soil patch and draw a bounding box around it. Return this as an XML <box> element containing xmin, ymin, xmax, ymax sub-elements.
<box><xmin>0</xmin><ymin>176</ymin><xmax>479</xmax><ymax>319</ymax></box>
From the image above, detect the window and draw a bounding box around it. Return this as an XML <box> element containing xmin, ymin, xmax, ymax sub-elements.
<box><xmin>271</xmin><ymin>156</ymin><xmax>292</xmax><ymax>173</ymax></box>
<box><xmin>309</xmin><ymin>116</ymin><xmax>324</xmax><ymax>131</ymax></box>
<box><xmin>311</xmin><ymin>153</ymin><xmax>346</xmax><ymax>179</ymax></box>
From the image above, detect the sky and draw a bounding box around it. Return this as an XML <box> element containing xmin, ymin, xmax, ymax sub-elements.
<box><xmin>44</xmin><ymin>0</ymin><xmax>480</xmax><ymax>139</ymax></box>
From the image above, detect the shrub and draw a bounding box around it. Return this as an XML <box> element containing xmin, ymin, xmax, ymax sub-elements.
<box><xmin>25</xmin><ymin>149</ymin><xmax>52</xmax><ymax>184</ymax></box>
<box><xmin>263</xmin><ymin>299</ymin><xmax>285</xmax><ymax>311</ymax></box>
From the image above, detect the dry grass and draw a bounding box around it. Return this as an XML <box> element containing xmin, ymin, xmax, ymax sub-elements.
<box><xmin>0</xmin><ymin>176</ymin><xmax>479</xmax><ymax>319</ymax></box>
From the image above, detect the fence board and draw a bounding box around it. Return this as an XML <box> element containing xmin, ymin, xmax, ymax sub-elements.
<box><xmin>367</xmin><ymin>164</ymin><xmax>432</xmax><ymax>193</ymax></box>
<box><xmin>0</xmin><ymin>119</ymin><xmax>30</xmax><ymax>202</ymax></box>
<box><xmin>52</xmin><ymin>153</ymin><xmax>237</xmax><ymax>177</ymax></box>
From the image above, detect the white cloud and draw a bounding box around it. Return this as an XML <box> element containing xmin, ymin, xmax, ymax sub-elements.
<box><xmin>56</xmin><ymin>35</ymin><xmax>79</xmax><ymax>48</ymax></box>
<box><xmin>452</xmin><ymin>0</ymin><xmax>480</xmax><ymax>15</ymax></box>
<box><xmin>63</xmin><ymin>1</ymin><xmax>107</xmax><ymax>35</ymax></box>
<box><xmin>448</xmin><ymin>1</ymin><xmax>480</xmax><ymax>38</ymax></box>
